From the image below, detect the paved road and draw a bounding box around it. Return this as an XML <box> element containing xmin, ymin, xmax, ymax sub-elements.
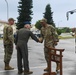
<box><xmin>0</xmin><ymin>39</ymin><xmax>76</xmax><ymax>75</ymax></box>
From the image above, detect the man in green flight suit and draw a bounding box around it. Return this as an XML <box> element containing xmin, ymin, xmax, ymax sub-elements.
<box><xmin>15</xmin><ymin>22</ymin><xmax>42</xmax><ymax>74</ymax></box>
<box><xmin>3</xmin><ymin>18</ymin><xmax>15</xmax><ymax>70</ymax></box>
<box><xmin>40</xmin><ymin>18</ymin><xmax>59</xmax><ymax>72</ymax></box>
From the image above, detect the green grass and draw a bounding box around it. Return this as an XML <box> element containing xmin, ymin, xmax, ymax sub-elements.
<box><xmin>58</xmin><ymin>36</ymin><xmax>74</xmax><ymax>39</ymax></box>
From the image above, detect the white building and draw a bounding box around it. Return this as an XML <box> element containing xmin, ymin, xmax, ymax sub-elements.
<box><xmin>31</xmin><ymin>25</ymin><xmax>40</xmax><ymax>34</ymax></box>
<box><xmin>31</xmin><ymin>25</ymin><xmax>41</xmax><ymax>37</ymax></box>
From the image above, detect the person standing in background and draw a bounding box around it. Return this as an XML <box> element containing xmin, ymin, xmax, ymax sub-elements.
<box><xmin>3</xmin><ymin>18</ymin><xmax>15</xmax><ymax>70</ymax></box>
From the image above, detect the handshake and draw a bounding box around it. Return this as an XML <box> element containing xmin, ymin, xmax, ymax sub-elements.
<box><xmin>38</xmin><ymin>37</ymin><xmax>43</xmax><ymax>43</ymax></box>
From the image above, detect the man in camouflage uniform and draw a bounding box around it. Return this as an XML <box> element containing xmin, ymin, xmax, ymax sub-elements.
<box><xmin>3</xmin><ymin>18</ymin><xmax>15</xmax><ymax>70</ymax></box>
<box><xmin>40</xmin><ymin>18</ymin><xmax>59</xmax><ymax>72</ymax></box>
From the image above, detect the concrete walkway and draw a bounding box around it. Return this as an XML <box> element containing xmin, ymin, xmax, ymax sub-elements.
<box><xmin>0</xmin><ymin>39</ymin><xmax>76</xmax><ymax>75</ymax></box>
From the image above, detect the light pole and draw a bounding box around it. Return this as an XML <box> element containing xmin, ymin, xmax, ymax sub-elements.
<box><xmin>5</xmin><ymin>0</ymin><xmax>9</xmax><ymax>20</ymax></box>
<box><xmin>66</xmin><ymin>9</ymin><xmax>76</xmax><ymax>20</ymax></box>
<box><xmin>58</xmin><ymin>21</ymin><xmax>62</xmax><ymax>28</ymax></box>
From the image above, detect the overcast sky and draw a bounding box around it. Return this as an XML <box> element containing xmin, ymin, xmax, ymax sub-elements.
<box><xmin>0</xmin><ymin>0</ymin><xmax>76</xmax><ymax>28</ymax></box>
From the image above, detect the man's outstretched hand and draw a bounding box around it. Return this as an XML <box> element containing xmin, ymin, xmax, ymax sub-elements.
<box><xmin>38</xmin><ymin>37</ymin><xmax>43</xmax><ymax>43</ymax></box>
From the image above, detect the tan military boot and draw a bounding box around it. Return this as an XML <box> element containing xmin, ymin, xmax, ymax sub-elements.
<box><xmin>44</xmin><ymin>67</ymin><xmax>49</xmax><ymax>71</ymax></box>
<box><xmin>44</xmin><ymin>63</ymin><xmax>49</xmax><ymax>71</ymax></box>
<box><xmin>4</xmin><ymin>64</ymin><xmax>14</xmax><ymax>70</ymax></box>
<box><xmin>56</xmin><ymin>63</ymin><xmax>60</xmax><ymax>72</ymax></box>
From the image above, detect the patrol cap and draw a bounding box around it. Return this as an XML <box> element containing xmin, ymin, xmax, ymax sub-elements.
<box><xmin>8</xmin><ymin>18</ymin><xmax>15</xmax><ymax>21</ymax></box>
<box><xmin>40</xmin><ymin>18</ymin><xmax>47</xmax><ymax>23</ymax></box>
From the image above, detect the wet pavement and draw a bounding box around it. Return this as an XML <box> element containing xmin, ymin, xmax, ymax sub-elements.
<box><xmin>0</xmin><ymin>38</ymin><xmax>76</xmax><ymax>75</ymax></box>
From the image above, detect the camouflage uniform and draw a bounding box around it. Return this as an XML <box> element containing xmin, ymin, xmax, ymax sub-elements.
<box><xmin>3</xmin><ymin>25</ymin><xmax>14</xmax><ymax>64</ymax></box>
<box><xmin>41</xmin><ymin>24</ymin><xmax>59</xmax><ymax>64</ymax></box>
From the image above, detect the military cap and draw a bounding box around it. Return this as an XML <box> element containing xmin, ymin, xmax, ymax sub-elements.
<box><xmin>40</xmin><ymin>18</ymin><xmax>47</xmax><ymax>23</ymax></box>
<box><xmin>24</xmin><ymin>21</ymin><xmax>31</xmax><ymax>25</ymax></box>
<box><xmin>8</xmin><ymin>18</ymin><xmax>15</xmax><ymax>21</ymax></box>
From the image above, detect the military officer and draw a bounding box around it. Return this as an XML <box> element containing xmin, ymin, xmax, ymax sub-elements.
<box><xmin>40</xmin><ymin>18</ymin><xmax>59</xmax><ymax>72</ymax></box>
<box><xmin>3</xmin><ymin>18</ymin><xmax>15</xmax><ymax>70</ymax></box>
<box><xmin>15</xmin><ymin>22</ymin><xmax>42</xmax><ymax>74</ymax></box>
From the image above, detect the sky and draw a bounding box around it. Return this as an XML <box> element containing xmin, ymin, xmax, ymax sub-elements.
<box><xmin>0</xmin><ymin>0</ymin><xmax>76</xmax><ymax>28</ymax></box>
